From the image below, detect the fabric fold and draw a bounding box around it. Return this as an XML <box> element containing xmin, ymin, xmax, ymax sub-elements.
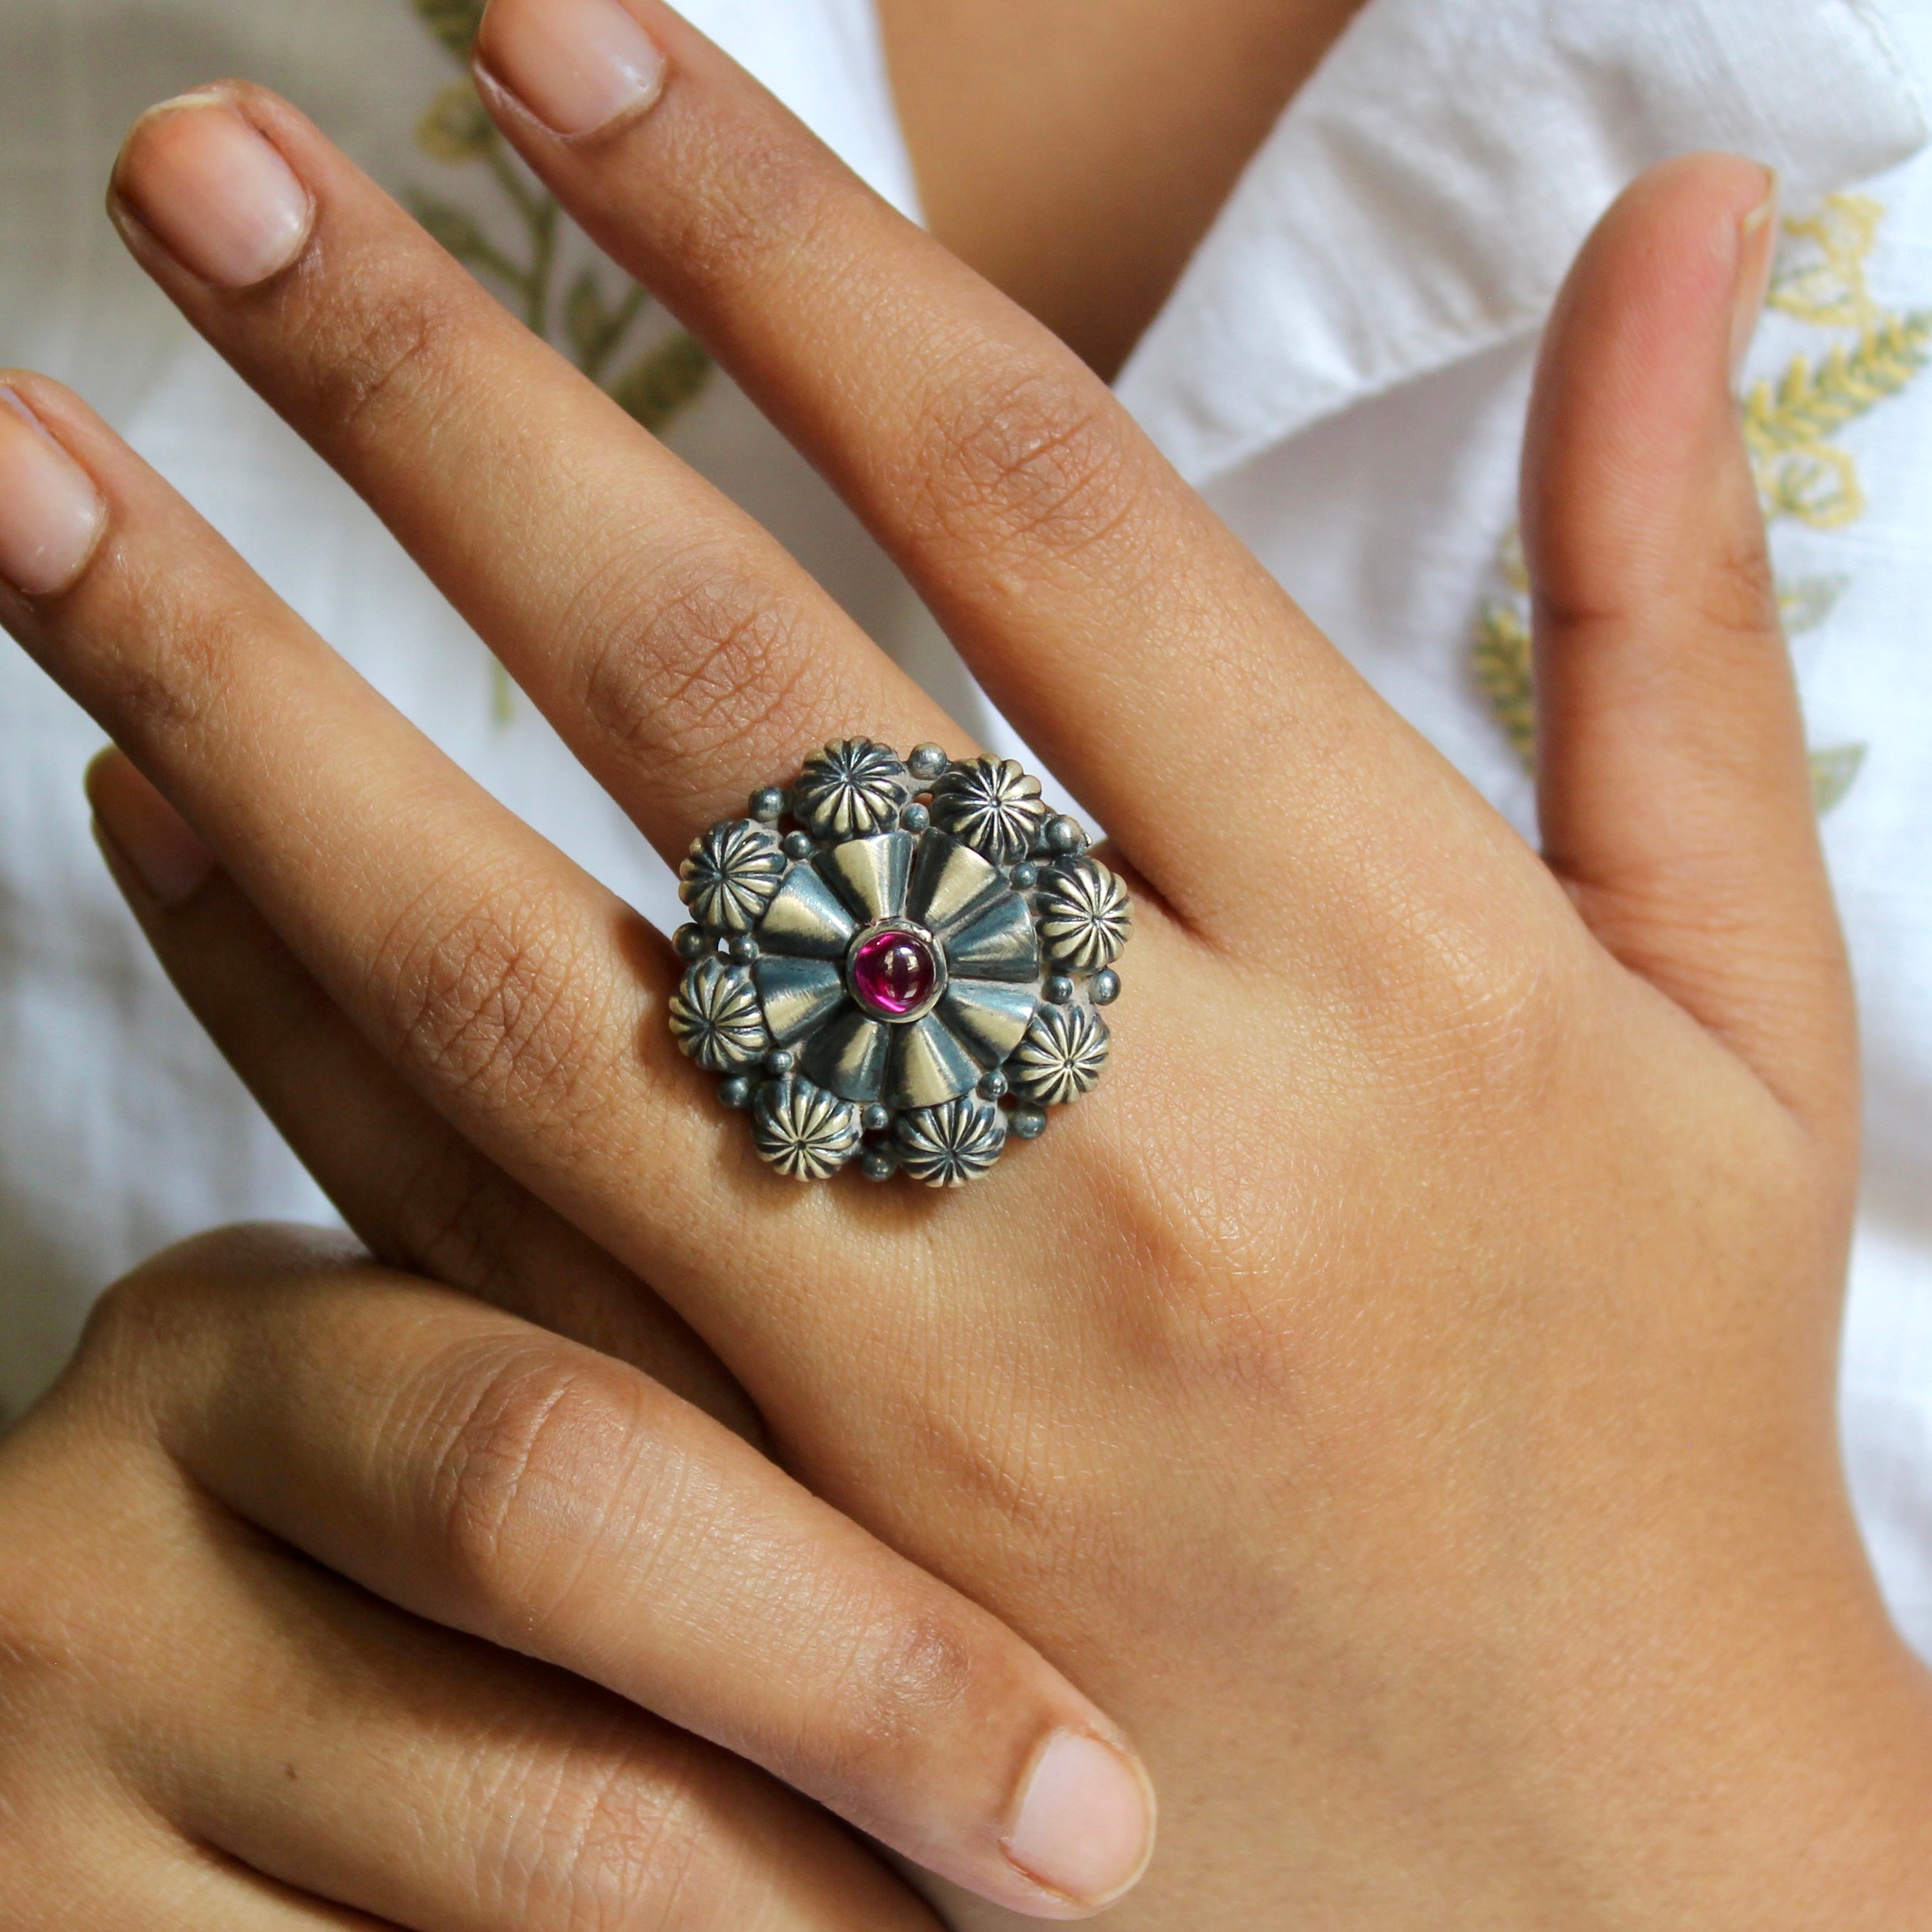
<box><xmin>1117</xmin><ymin>0</ymin><xmax>1928</xmax><ymax>486</ymax></box>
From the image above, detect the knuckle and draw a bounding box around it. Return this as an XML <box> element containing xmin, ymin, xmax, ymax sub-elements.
<box><xmin>373</xmin><ymin>877</ymin><xmax>612</xmax><ymax>1127</ymax></box>
<box><xmin>576</xmin><ymin>549</ymin><xmax>822</xmax><ymax>783</ymax></box>
<box><xmin>1690</xmin><ymin>524</ymin><xmax>1781</xmax><ymax>643</ymax></box>
<box><xmin>658</xmin><ymin>117</ymin><xmax>838</xmax><ymax>297</ymax></box>
<box><xmin>912</xmin><ymin>363</ymin><xmax>1146</xmax><ymax>560</ymax></box>
<box><xmin>90</xmin><ymin>577</ymin><xmax>254</xmax><ymax>741</ymax></box>
<box><xmin>522</xmin><ymin>1756</ymin><xmax>718</xmax><ymax>1932</ymax></box>
<box><xmin>819</xmin><ymin>1603</ymin><xmax>977</xmax><ymax>1775</ymax></box>
<box><xmin>424</xmin><ymin>1341</ymin><xmax>638</xmax><ymax>1617</ymax></box>
<box><xmin>302</xmin><ymin>274</ymin><xmax>471</xmax><ymax>449</ymax></box>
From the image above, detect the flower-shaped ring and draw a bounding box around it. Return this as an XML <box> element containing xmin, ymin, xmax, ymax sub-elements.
<box><xmin>669</xmin><ymin>740</ymin><xmax>1129</xmax><ymax>1186</ymax></box>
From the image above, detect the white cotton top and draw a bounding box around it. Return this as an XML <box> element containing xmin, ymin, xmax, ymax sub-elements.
<box><xmin>3</xmin><ymin>0</ymin><xmax>1932</xmax><ymax>1650</ymax></box>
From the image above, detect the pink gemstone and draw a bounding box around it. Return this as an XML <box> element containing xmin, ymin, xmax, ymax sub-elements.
<box><xmin>850</xmin><ymin>927</ymin><xmax>938</xmax><ymax>1019</ymax></box>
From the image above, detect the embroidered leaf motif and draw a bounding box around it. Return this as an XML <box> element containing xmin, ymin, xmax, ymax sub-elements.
<box><xmin>611</xmin><ymin>331</ymin><xmax>715</xmax><ymax>434</ymax></box>
<box><xmin>1757</xmin><ymin>444</ymin><xmax>1865</xmax><ymax>531</ymax></box>
<box><xmin>402</xmin><ymin>190</ymin><xmax>522</xmax><ymax>291</ymax></box>
<box><xmin>1810</xmin><ymin>744</ymin><xmax>1867</xmax><ymax>815</ymax></box>
<box><xmin>1497</xmin><ymin>523</ymin><xmax>1528</xmax><ymax>596</ymax></box>
<box><xmin>414</xmin><ymin>0</ymin><xmax>485</xmax><ymax>59</ymax></box>
<box><xmin>1744</xmin><ymin>313</ymin><xmax>1932</xmax><ymax>456</ymax></box>
<box><xmin>1770</xmin><ymin>195</ymin><xmax>1884</xmax><ymax>329</ymax></box>
<box><xmin>565</xmin><ymin>272</ymin><xmax>651</xmax><ymax>382</ymax></box>
<box><xmin>1777</xmin><ymin>574</ymin><xmax>1850</xmax><ymax>636</ymax></box>
<box><xmin>416</xmin><ymin>80</ymin><xmax>495</xmax><ymax>164</ymax></box>
<box><xmin>406</xmin><ymin>192</ymin><xmax>491</xmax><ymax>266</ymax></box>
<box><xmin>1472</xmin><ymin>600</ymin><xmax>1535</xmax><ymax>769</ymax></box>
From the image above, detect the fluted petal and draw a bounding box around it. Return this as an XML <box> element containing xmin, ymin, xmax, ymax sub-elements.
<box><xmin>886</xmin><ymin>1013</ymin><xmax>981</xmax><ymax>1110</ymax></box>
<box><xmin>938</xmin><ymin>980</ymin><xmax>1039</xmax><ymax>1068</ymax></box>
<box><xmin>753</xmin><ymin>957</ymin><xmax>848</xmax><ymax>1044</ymax></box>
<box><xmin>819</xmin><ymin>832</ymin><xmax>912</xmax><ymax>925</ymax></box>
<box><xmin>802</xmin><ymin>1008</ymin><xmax>892</xmax><ymax>1103</ymax></box>
<box><xmin>757</xmin><ymin>865</ymin><xmax>857</xmax><ymax>959</ymax></box>
<box><xmin>943</xmin><ymin>892</ymin><xmax>1039</xmax><ymax>982</ymax></box>
<box><xmin>907</xmin><ymin>832</ymin><xmax>1007</xmax><ymax>935</ymax></box>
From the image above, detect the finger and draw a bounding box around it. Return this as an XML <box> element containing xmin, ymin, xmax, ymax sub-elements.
<box><xmin>14</xmin><ymin>1288</ymin><xmax>924</xmax><ymax>1932</ymax></box>
<box><xmin>104</xmin><ymin>80</ymin><xmax>952</xmax><ymax>853</ymax></box>
<box><xmin>1523</xmin><ymin>154</ymin><xmax>1857</xmax><ymax>1146</ymax></box>
<box><xmin>6</xmin><ymin>1793</ymin><xmax>396</xmax><ymax>1932</ymax></box>
<box><xmin>134</xmin><ymin>1235</ymin><xmax>1156</xmax><ymax>1918</ymax></box>
<box><xmin>127</xmin><ymin>1466</ymin><xmax>940</xmax><ymax>1931</ymax></box>
<box><xmin>0</xmin><ymin>370</ymin><xmax>799</xmax><ymax>1299</ymax></box>
<box><xmin>467</xmin><ymin>0</ymin><xmax>1457</xmax><ymax>928</ymax></box>
<box><xmin>0</xmin><ymin>372</ymin><xmax>1197</xmax><ymax>1356</ymax></box>
<box><xmin>86</xmin><ymin>746</ymin><xmax>758</xmax><ymax>1442</ymax></box>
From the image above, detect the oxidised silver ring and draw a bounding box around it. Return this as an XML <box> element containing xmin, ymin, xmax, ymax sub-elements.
<box><xmin>667</xmin><ymin>739</ymin><xmax>1129</xmax><ymax>1186</ymax></box>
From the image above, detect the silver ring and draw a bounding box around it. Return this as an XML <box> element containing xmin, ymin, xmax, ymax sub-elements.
<box><xmin>667</xmin><ymin>739</ymin><xmax>1129</xmax><ymax>1186</ymax></box>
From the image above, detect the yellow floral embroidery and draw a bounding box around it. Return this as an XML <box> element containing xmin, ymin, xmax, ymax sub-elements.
<box><xmin>403</xmin><ymin>0</ymin><xmax>714</xmax><ymax>720</ymax></box>
<box><xmin>1473</xmin><ymin>193</ymin><xmax>1928</xmax><ymax>813</ymax></box>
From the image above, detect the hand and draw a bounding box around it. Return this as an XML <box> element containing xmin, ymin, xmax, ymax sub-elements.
<box><xmin>2</xmin><ymin>4</ymin><xmax>1927</xmax><ymax>1924</ymax></box>
<box><xmin>0</xmin><ymin>1096</ymin><xmax>1149</xmax><ymax>1928</ymax></box>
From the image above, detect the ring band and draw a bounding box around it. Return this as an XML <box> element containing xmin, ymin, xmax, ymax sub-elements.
<box><xmin>668</xmin><ymin>739</ymin><xmax>1129</xmax><ymax>1186</ymax></box>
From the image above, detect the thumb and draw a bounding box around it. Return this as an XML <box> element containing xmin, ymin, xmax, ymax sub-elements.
<box><xmin>1523</xmin><ymin>152</ymin><xmax>1856</xmax><ymax>1151</ymax></box>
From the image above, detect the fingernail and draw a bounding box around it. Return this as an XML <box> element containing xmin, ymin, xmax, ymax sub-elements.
<box><xmin>1003</xmin><ymin>1731</ymin><xmax>1155</xmax><ymax>1909</ymax></box>
<box><xmin>477</xmin><ymin>0</ymin><xmax>667</xmax><ymax>139</ymax></box>
<box><xmin>114</xmin><ymin>93</ymin><xmax>313</xmax><ymax>289</ymax></box>
<box><xmin>1729</xmin><ymin>167</ymin><xmax>1779</xmax><ymax>386</ymax></box>
<box><xmin>87</xmin><ymin>750</ymin><xmax>215</xmax><ymax>908</ymax></box>
<box><xmin>0</xmin><ymin>387</ymin><xmax>107</xmax><ymax>599</ymax></box>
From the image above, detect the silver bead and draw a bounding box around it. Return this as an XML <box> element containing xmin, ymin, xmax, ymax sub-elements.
<box><xmin>978</xmin><ymin>1068</ymin><xmax>1009</xmax><ymax>1100</ymax></box>
<box><xmin>860</xmin><ymin>1144</ymin><xmax>900</xmax><ymax>1181</ymax></box>
<box><xmin>668</xmin><ymin>957</ymin><xmax>768</xmax><ymax>1072</ymax></box>
<box><xmin>751</xmin><ymin>1076</ymin><xmax>863</xmax><ymax>1181</ymax></box>
<box><xmin>673</xmin><ymin>923</ymin><xmax>710</xmax><ymax>960</ymax></box>
<box><xmin>1008</xmin><ymin>1102</ymin><xmax>1048</xmax><ymax>1140</ymax></box>
<box><xmin>763</xmin><ymin>1046</ymin><xmax>797</xmax><ymax>1075</ymax></box>
<box><xmin>719</xmin><ymin>1074</ymin><xmax>755</xmax><ymax>1109</ymax></box>
<box><xmin>792</xmin><ymin>739</ymin><xmax>911</xmax><ymax>840</ymax></box>
<box><xmin>749</xmin><ymin>785</ymin><xmax>786</xmax><ymax>824</ymax></box>
<box><xmin>679</xmin><ymin>819</ymin><xmax>787</xmax><ymax>933</ymax></box>
<box><xmin>1090</xmin><ymin>968</ymin><xmax>1121</xmax><ymax>1006</ymax></box>
<box><xmin>907</xmin><ymin>743</ymin><xmax>948</xmax><ymax>783</ymax></box>
<box><xmin>1010</xmin><ymin>861</ymin><xmax>1039</xmax><ymax>891</ymax></box>
<box><xmin>781</xmin><ymin>830</ymin><xmax>816</xmax><ymax>862</ymax></box>
<box><xmin>1037</xmin><ymin>856</ymin><xmax>1131</xmax><ymax>972</ymax></box>
<box><xmin>1043</xmin><ymin>815</ymin><xmax>1088</xmax><ymax>856</ymax></box>
<box><xmin>896</xmin><ymin>1093</ymin><xmax>1008</xmax><ymax>1186</ymax></box>
<box><xmin>1044</xmin><ymin>975</ymin><xmax>1075</xmax><ymax>1005</ymax></box>
<box><xmin>899</xmin><ymin>801</ymin><xmax>930</xmax><ymax>834</ymax></box>
<box><xmin>729</xmin><ymin>933</ymin><xmax>760</xmax><ymax>963</ymax></box>
<box><xmin>862</xmin><ymin>1103</ymin><xmax>892</xmax><ymax>1134</ymax></box>
<box><xmin>1008</xmin><ymin>1003</ymin><xmax>1110</xmax><ymax>1106</ymax></box>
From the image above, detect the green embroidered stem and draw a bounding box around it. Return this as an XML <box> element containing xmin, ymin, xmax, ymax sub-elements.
<box><xmin>1744</xmin><ymin>313</ymin><xmax>1932</xmax><ymax>456</ymax></box>
<box><xmin>1472</xmin><ymin>601</ymin><xmax>1535</xmax><ymax>771</ymax></box>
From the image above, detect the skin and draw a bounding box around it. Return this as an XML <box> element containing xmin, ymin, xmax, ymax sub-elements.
<box><xmin>875</xmin><ymin>0</ymin><xmax>1370</xmax><ymax>377</ymax></box>
<box><xmin>1</xmin><ymin>2</ymin><xmax>1930</xmax><ymax>1928</ymax></box>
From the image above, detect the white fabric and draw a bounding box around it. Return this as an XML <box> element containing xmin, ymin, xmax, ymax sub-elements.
<box><xmin>3</xmin><ymin>0</ymin><xmax>1932</xmax><ymax>1661</ymax></box>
